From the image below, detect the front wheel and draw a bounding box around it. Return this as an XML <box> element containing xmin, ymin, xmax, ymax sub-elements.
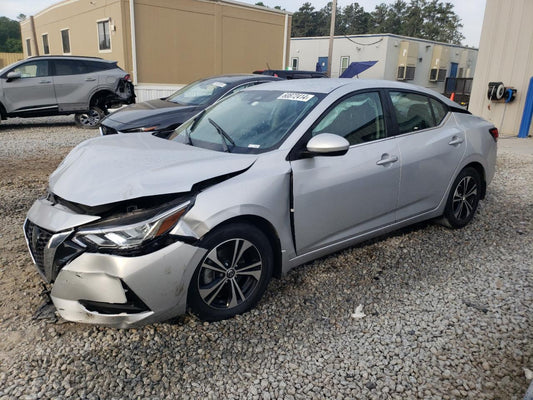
<box><xmin>188</xmin><ymin>223</ymin><xmax>273</xmax><ymax>321</ymax></box>
<box><xmin>441</xmin><ymin>167</ymin><xmax>482</xmax><ymax>229</ymax></box>
<box><xmin>74</xmin><ymin>106</ymin><xmax>105</xmax><ymax>129</ymax></box>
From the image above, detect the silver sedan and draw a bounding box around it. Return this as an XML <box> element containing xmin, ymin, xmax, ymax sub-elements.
<box><xmin>24</xmin><ymin>79</ymin><xmax>497</xmax><ymax>326</ymax></box>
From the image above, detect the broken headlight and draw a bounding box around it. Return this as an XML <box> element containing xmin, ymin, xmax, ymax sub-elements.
<box><xmin>74</xmin><ymin>201</ymin><xmax>190</xmax><ymax>249</ymax></box>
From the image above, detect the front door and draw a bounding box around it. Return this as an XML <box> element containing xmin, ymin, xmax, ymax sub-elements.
<box><xmin>1</xmin><ymin>60</ymin><xmax>56</xmax><ymax>114</ymax></box>
<box><xmin>317</xmin><ymin>57</ymin><xmax>328</xmax><ymax>73</ymax></box>
<box><xmin>291</xmin><ymin>91</ymin><xmax>400</xmax><ymax>255</ymax></box>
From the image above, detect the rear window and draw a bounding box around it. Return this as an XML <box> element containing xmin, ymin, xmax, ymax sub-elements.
<box><xmin>52</xmin><ymin>59</ymin><xmax>117</xmax><ymax>75</ymax></box>
<box><xmin>389</xmin><ymin>91</ymin><xmax>437</xmax><ymax>134</ymax></box>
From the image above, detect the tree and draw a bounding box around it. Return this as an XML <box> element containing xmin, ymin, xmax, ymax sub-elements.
<box><xmin>0</xmin><ymin>16</ymin><xmax>23</xmax><ymax>53</ymax></box>
<box><xmin>291</xmin><ymin>3</ymin><xmax>321</xmax><ymax>37</ymax></box>
<box><xmin>338</xmin><ymin>3</ymin><xmax>372</xmax><ymax>35</ymax></box>
<box><xmin>291</xmin><ymin>0</ymin><xmax>464</xmax><ymax>44</ymax></box>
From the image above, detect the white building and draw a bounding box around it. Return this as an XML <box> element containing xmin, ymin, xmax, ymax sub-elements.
<box><xmin>290</xmin><ymin>34</ymin><xmax>478</xmax><ymax>94</ymax></box>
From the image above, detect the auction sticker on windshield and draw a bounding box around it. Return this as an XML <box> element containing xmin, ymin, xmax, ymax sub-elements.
<box><xmin>277</xmin><ymin>93</ymin><xmax>315</xmax><ymax>102</ymax></box>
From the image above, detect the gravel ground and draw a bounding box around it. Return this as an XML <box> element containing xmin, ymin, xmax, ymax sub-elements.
<box><xmin>0</xmin><ymin>117</ymin><xmax>531</xmax><ymax>399</ymax></box>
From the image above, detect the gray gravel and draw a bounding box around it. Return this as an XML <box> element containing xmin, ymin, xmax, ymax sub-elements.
<box><xmin>0</xmin><ymin>118</ymin><xmax>531</xmax><ymax>399</ymax></box>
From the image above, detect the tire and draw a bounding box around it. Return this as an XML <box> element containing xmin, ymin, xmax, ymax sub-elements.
<box><xmin>442</xmin><ymin>167</ymin><xmax>481</xmax><ymax>229</ymax></box>
<box><xmin>188</xmin><ymin>223</ymin><xmax>273</xmax><ymax>321</ymax></box>
<box><xmin>74</xmin><ymin>106</ymin><xmax>105</xmax><ymax>129</ymax></box>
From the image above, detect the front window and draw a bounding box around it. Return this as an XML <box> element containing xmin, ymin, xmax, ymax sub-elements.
<box><xmin>170</xmin><ymin>90</ymin><xmax>322</xmax><ymax>153</ymax></box>
<box><xmin>97</xmin><ymin>20</ymin><xmax>111</xmax><ymax>51</ymax></box>
<box><xmin>166</xmin><ymin>78</ymin><xmax>236</xmax><ymax>106</ymax></box>
<box><xmin>11</xmin><ymin>61</ymin><xmax>49</xmax><ymax>78</ymax></box>
<box><xmin>61</xmin><ymin>29</ymin><xmax>70</xmax><ymax>53</ymax></box>
<box><xmin>312</xmin><ymin>91</ymin><xmax>386</xmax><ymax>145</ymax></box>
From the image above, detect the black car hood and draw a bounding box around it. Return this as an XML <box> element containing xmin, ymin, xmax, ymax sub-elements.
<box><xmin>103</xmin><ymin>98</ymin><xmax>200</xmax><ymax>128</ymax></box>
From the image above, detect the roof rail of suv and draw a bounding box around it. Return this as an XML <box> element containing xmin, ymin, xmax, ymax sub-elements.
<box><xmin>27</xmin><ymin>55</ymin><xmax>105</xmax><ymax>60</ymax></box>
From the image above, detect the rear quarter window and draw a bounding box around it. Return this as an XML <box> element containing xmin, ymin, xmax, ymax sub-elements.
<box><xmin>429</xmin><ymin>98</ymin><xmax>448</xmax><ymax>125</ymax></box>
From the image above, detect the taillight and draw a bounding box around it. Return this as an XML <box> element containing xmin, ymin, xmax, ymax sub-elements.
<box><xmin>489</xmin><ymin>127</ymin><xmax>499</xmax><ymax>142</ymax></box>
<box><xmin>124</xmin><ymin>74</ymin><xmax>131</xmax><ymax>82</ymax></box>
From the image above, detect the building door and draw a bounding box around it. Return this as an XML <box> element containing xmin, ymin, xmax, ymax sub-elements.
<box><xmin>450</xmin><ymin>62</ymin><xmax>459</xmax><ymax>78</ymax></box>
<box><xmin>446</xmin><ymin>62</ymin><xmax>459</xmax><ymax>93</ymax></box>
<box><xmin>317</xmin><ymin>57</ymin><xmax>328</xmax><ymax>73</ymax></box>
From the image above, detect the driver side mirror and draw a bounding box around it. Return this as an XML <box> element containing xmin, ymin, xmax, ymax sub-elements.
<box><xmin>306</xmin><ymin>133</ymin><xmax>349</xmax><ymax>157</ymax></box>
<box><xmin>6</xmin><ymin>71</ymin><xmax>21</xmax><ymax>82</ymax></box>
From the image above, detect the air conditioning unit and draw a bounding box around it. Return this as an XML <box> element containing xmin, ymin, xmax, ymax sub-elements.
<box><xmin>429</xmin><ymin>68</ymin><xmax>438</xmax><ymax>81</ymax></box>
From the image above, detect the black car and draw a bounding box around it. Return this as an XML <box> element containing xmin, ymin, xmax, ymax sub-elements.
<box><xmin>100</xmin><ymin>74</ymin><xmax>280</xmax><ymax>138</ymax></box>
<box><xmin>253</xmin><ymin>69</ymin><xmax>327</xmax><ymax>79</ymax></box>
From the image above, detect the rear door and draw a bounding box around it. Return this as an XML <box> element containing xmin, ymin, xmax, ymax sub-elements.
<box><xmin>52</xmin><ymin>59</ymin><xmax>95</xmax><ymax>111</ymax></box>
<box><xmin>291</xmin><ymin>90</ymin><xmax>400</xmax><ymax>255</ymax></box>
<box><xmin>389</xmin><ymin>91</ymin><xmax>466</xmax><ymax>221</ymax></box>
<box><xmin>1</xmin><ymin>60</ymin><xmax>56</xmax><ymax>114</ymax></box>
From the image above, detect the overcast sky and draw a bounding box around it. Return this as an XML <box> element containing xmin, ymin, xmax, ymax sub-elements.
<box><xmin>0</xmin><ymin>0</ymin><xmax>486</xmax><ymax>47</ymax></box>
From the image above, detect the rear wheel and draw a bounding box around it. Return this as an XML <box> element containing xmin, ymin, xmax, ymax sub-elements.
<box><xmin>441</xmin><ymin>167</ymin><xmax>481</xmax><ymax>229</ymax></box>
<box><xmin>188</xmin><ymin>223</ymin><xmax>273</xmax><ymax>321</ymax></box>
<box><xmin>74</xmin><ymin>106</ymin><xmax>105</xmax><ymax>129</ymax></box>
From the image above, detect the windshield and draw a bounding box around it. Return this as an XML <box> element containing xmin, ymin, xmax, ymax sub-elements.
<box><xmin>166</xmin><ymin>78</ymin><xmax>230</xmax><ymax>106</ymax></box>
<box><xmin>169</xmin><ymin>90</ymin><xmax>322</xmax><ymax>153</ymax></box>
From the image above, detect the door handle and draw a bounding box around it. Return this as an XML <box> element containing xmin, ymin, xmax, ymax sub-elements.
<box><xmin>448</xmin><ymin>136</ymin><xmax>464</xmax><ymax>146</ymax></box>
<box><xmin>39</xmin><ymin>80</ymin><xmax>51</xmax><ymax>84</ymax></box>
<box><xmin>85</xmin><ymin>77</ymin><xmax>96</xmax><ymax>81</ymax></box>
<box><xmin>376</xmin><ymin>154</ymin><xmax>399</xmax><ymax>166</ymax></box>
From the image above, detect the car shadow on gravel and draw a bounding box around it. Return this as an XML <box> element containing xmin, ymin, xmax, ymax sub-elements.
<box><xmin>0</xmin><ymin>121</ymin><xmax>77</xmax><ymax>130</ymax></box>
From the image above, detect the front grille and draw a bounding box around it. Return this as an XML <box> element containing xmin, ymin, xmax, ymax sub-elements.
<box><xmin>24</xmin><ymin>220</ymin><xmax>53</xmax><ymax>278</ymax></box>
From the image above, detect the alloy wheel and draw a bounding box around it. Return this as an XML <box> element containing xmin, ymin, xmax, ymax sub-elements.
<box><xmin>197</xmin><ymin>238</ymin><xmax>263</xmax><ymax>309</ymax></box>
<box><xmin>452</xmin><ymin>175</ymin><xmax>478</xmax><ymax>222</ymax></box>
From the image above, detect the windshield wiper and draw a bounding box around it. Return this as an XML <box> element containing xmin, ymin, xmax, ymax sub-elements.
<box><xmin>185</xmin><ymin>110</ymin><xmax>206</xmax><ymax>145</ymax></box>
<box><xmin>208</xmin><ymin>118</ymin><xmax>235</xmax><ymax>153</ymax></box>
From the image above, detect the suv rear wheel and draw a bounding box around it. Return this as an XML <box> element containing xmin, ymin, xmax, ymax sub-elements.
<box><xmin>74</xmin><ymin>106</ymin><xmax>105</xmax><ymax>129</ymax></box>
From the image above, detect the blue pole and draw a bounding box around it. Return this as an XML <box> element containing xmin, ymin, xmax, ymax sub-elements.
<box><xmin>518</xmin><ymin>77</ymin><xmax>533</xmax><ymax>138</ymax></box>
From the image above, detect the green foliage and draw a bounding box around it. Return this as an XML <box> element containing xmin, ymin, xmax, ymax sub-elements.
<box><xmin>291</xmin><ymin>0</ymin><xmax>465</xmax><ymax>45</ymax></box>
<box><xmin>0</xmin><ymin>16</ymin><xmax>23</xmax><ymax>53</ymax></box>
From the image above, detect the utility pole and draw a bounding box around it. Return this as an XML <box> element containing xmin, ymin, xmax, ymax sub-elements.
<box><xmin>327</xmin><ymin>0</ymin><xmax>337</xmax><ymax>78</ymax></box>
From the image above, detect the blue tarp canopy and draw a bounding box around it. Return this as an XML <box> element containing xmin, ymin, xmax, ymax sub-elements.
<box><xmin>340</xmin><ymin>61</ymin><xmax>378</xmax><ymax>78</ymax></box>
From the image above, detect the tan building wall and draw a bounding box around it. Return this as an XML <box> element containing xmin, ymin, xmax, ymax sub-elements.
<box><xmin>134</xmin><ymin>0</ymin><xmax>290</xmax><ymax>84</ymax></box>
<box><xmin>20</xmin><ymin>0</ymin><xmax>131</xmax><ymax>71</ymax></box>
<box><xmin>0</xmin><ymin>52</ymin><xmax>24</xmax><ymax>69</ymax></box>
<box><xmin>469</xmin><ymin>0</ymin><xmax>533</xmax><ymax>136</ymax></box>
<box><xmin>21</xmin><ymin>0</ymin><xmax>291</xmax><ymax>86</ymax></box>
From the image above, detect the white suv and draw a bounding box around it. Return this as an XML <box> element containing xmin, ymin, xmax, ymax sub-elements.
<box><xmin>0</xmin><ymin>55</ymin><xmax>135</xmax><ymax>128</ymax></box>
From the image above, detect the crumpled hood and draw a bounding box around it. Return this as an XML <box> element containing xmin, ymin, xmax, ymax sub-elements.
<box><xmin>49</xmin><ymin>133</ymin><xmax>257</xmax><ymax>207</ymax></box>
<box><xmin>104</xmin><ymin>98</ymin><xmax>198</xmax><ymax>126</ymax></box>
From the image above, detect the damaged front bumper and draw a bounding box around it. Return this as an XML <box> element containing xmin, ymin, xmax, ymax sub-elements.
<box><xmin>24</xmin><ymin>198</ymin><xmax>206</xmax><ymax>328</ymax></box>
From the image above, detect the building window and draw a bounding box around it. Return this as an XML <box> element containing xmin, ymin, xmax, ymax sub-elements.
<box><xmin>61</xmin><ymin>29</ymin><xmax>71</xmax><ymax>53</ymax></box>
<box><xmin>26</xmin><ymin>39</ymin><xmax>31</xmax><ymax>56</ymax></box>
<box><xmin>42</xmin><ymin>34</ymin><xmax>50</xmax><ymax>55</ymax></box>
<box><xmin>97</xmin><ymin>20</ymin><xmax>111</xmax><ymax>51</ymax></box>
<box><xmin>291</xmin><ymin>57</ymin><xmax>298</xmax><ymax>70</ymax></box>
<box><xmin>340</xmin><ymin>56</ymin><xmax>350</xmax><ymax>75</ymax></box>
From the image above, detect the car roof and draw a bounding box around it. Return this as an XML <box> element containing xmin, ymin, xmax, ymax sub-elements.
<box><xmin>249</xmin><ymin>78</ymin><xmax>460</xmax><ymax>107</ymax></box>
<box><xmin>197</xmin><ymin>74</ymin><xmax>281</xmax><ymax>84</ymax></box>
